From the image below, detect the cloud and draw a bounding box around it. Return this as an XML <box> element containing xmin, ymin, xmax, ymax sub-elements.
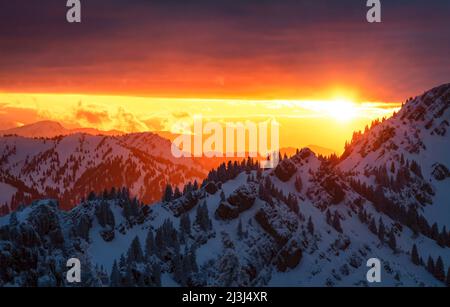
<box><xmin>0</xmin><ymin>1</ymin><xmax>449</xmax><ymax>101</ymax></box>
<box><xmin>0</xmin><ymin>103</ymin><xmax>46</xmax><ymax>130</ymax></box>
<box><xmin>113</xmin><ymin>107</ymin><xmax>148</xmax><ymax>132</ymax></box>
<box><xmin>172</xmin><ymin>111</ymin><xmax>190</xmax><ymax>119</ymax></box>
<box><xmin>75</xmin><ymin>108</ymin><xmax>110</xmax><ymax>125</ymax></box>
<box><xmin>143</xmin><ymin>117</ymin><xmax>168</xmax><ymax>131</ymax></box>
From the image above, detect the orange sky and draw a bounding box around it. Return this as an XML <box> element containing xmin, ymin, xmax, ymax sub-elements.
<box><xmin>1</xmin><ymin>1</ymin><xmax>448</xmax><ymax>154</ymax></box>
<box><xmin>0</xmin><ymin>92</ymin><xmax>400</xmax><ymax>154</ymax></box>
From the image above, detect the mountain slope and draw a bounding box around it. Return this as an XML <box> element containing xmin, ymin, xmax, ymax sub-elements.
<box><xmin>0</xmin><ymin>84</ymin><xmax>449</xmax><ymax>287</ymax></box>
<box><xmin>0</xmin><ymin>132</ymin><xmax>207</xmax><ymax>210</ymax></box>
<box><xmin>0</xmin><ymin>149</ymin><xmax>447</xmax><ymax>287</ymax></box>
<box><xmin>339</xmin><ymin>83</ymin><xmax>450</xmax><ymax>228</ymax></box>
<box><xmin>0</xmin><ymin>120</ymin><xmax>124</xmax><ymax>138</ymax></box>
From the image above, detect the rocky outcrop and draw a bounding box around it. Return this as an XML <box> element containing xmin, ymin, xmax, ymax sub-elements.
<box><xmin>276</xmin><ymin>240</ymin><xmax>302</xmax><ymax>272</ymax></box>
<box><xmin>274</xmin><ymin>159</ymin><xmax>297</xmax><ymax>182</ymax></box>
<box><xmin>215</xmin><ymin>184</ymin><xmax>257</xmax><ymax>220</ymax></box>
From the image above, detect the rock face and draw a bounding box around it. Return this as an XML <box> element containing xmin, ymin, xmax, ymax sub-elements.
<box><xmin>432</xmin><ymin>163</ymin><xmax>449</xmax><ymax>181</ymax></box>
<box><xmin>0</xmin><ymin>132</ymin><xmax>208</xmax><ymax>211</ymax></box>
<box><xmin>204</xmin><ymin>182</ymin><xmax>218</xmax><ymax>194</ymax></box>
<box><xmin>215</xmin><ymin>183</ymin><xmax>257</xmax><ymax>220</ymax></box>
<box><xmin>167</xmin><ymin>191</ymin><xmax>200</xmax><ymax>217</ymax></box>
<box><xmin>276</xmin><ymin>241</ymin><xmax>303</xmax><ymax>272</ymax></box>
<box><xmin>100</xmin><ymin>229</ymin><xmax>115</xmax><ymax>242</ymax></box>
<box><xmin>321</xmin><ymin>177</ymin><xmax>346</xmax><ymax>204</ymax></box>
<box><xmin>0</xmin><ymin>84</ymin><xmax>449</xmax><ymax>287</ymax></box>
<box><xmin>274</xmin><ymin>159</ymin><xmax>297</xmax><ymax>182</ymax></box>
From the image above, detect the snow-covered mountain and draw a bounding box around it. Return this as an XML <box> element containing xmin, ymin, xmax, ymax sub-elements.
<box><xmin>0</xmin><ymin>84</ymin><xmax>448</xmax><ymax>287</ymax></box>
<box><xmin>0</xmin><ymin>132</ymin><xmax>208</xmax><ymax>211</ymax></box>
<box><xmin>0</xmin><ymin>120</ymin><xmax>124</xmax><ymax>138</ymax></box>
<box><xmin>0</xmin><ymin>150</ymin><xmax>448</xmax><ymax>287</ymax></box>
<box><xmin>339</xmin><ymin>83</ymin><xmax>450</xmax><ymax>229</ymax></box>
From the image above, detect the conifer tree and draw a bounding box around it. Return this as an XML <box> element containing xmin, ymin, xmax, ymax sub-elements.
<box><xmin>326</xmin><ymin>209</ymin><xmax>332</xmax><ymax>225</ymax></box>
<box><xmin>435</xmin><ymin>256</ymin><xmax>445</xmax><ymax>282</ymax></box>
<box><xmin>189</xmin><ymin>245</ymin><xmax>199</xmax><ymax>273</ymax></box>
<box><xmin>332</xmin><ymin>212</ymin><xmax>343</xmax><ymax>233</ymax></box>
<box><xmin>195</xmin><ymin>202</ymin><xmax>212</xmax><ymax>232</ymax></box>
<box><xmin>388</xmin><ymin>230</ymin><xmax>397</xmax><ymax>252</ymax></box>
<box><xmin>174</xmin><ymin>186</ymin><xmax>182</xmax><ymax>199</ymax></box>
<box><xmin>173</xmin><ymin>252</ymin><xmax>185</xmax><ymax>285</ymax></box>
<box><xmin>437</xmin><ymin>226</ymin><xmax>447</xmax><ymax>247</ymax></box>
<box><xmin>378</xmin><ymin>218</ymin><xmax>385</xmax><ymax>242</ymax></box>
<box><xmin>119</xmin><ymin>254</ymin><xmax>126</xmax><ymax>269</ymax></box>
<box><xmin>411</xmin><ymin>244</ymin><xmax>420</xmax><ymax>265</ymax></box>
<box><xmin>295</xmin><ymin>176</ymin><xmax>303</xmax><ymax>192</ymax></box>
<box><xmin>110</xmin><ymin>260</ymin><xmax>121</xmax><ymax>287</ymax></box>
<box><xmin>369</xmin><ymin>217</ymin><xmax>378</xmax><ymax>235</ymax></box>
<box><xmin>127</xmin><ymin>236</ymin><xmax>144</xmax><ymax>263</ymax></box>
<box><xmin>123</xmin><ymin>265</ymin><xmax>134</xmax><ymax>286</ymax></box>
<box><xmin>307</xmin><ymin>216</ymin><xmax>314</xmax><ymax>235</ymax></box>
<box><xmin>358</xmin><ymin>207</ymin><xmax>366</xmax><ymax>223</ymax></box>
<box><xmin>237</xmin><ymin>219</ymin><xmax>244</xmax><ymax>239</ymax></box>
<box><xmin>145</xmin><ymin>228</ymin><xmax>155</xmax><ymax>258</ymax></box>
<box><xmin>162</xmin><ymin>184</ymin><xmax>173</xmax><ymax>202</ymax></box>
<box><xmin>193</xmin><ymin>180</ymin><xmax>198</xmax><ymax>191</ymax></box>
<box><xmin>180</xmin><ymin>213</ymin><xmax>191</xmax><ymax>236</ymax></box>
<box><xmin>431</xmin><ymin>223</ymin><xmax>439</xmax><ymax>240</ymax></box>
<box><xmin>427</xmin><ymin>256</ymin><xmax>435</xmax><ymax>274</ymax></box>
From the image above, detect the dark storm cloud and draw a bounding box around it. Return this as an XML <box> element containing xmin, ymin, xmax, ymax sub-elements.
<box><xmin>0</xmin><ymin>0</ymin><xmax>449</xmax><ymax>100</ymax></box>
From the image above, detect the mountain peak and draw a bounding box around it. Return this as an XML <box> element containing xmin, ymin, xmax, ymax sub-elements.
<box><xmin>0</xmin><ymin>120</ymin><xmax>68</xmax><ymax>138</ymax></box>
<box><xmin>398</xmin><ymin>83</ymin><xmax>450</xmax><ymax>125</ymax></box>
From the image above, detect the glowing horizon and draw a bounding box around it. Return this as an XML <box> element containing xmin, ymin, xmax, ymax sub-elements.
<box><xmin>0</xmin><ymin>92</ymin><xmax>401</xmax><ymax>154</ymax></box>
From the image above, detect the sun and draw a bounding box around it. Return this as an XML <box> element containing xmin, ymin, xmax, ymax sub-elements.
<box><xmin>326</xmin><ymin>98</ymin><xmax>358</xmax><ymax>122</ymax></box>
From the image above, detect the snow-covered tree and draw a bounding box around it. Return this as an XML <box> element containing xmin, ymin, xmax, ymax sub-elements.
<box><xmin>435</xmin><ymin>256</ymin><xmax>445</xmax><ymax>282</ymax></box>
<box><xmin>110</xmin><ymin>260</ymin><xmax>121</xmax><ymax>287</ymax></box>
<box><xmin>378</xmin><ymin>218</ymin><xmax>385</xmax><ymax>242</ymax></box>
<box><xmin>180</xmin><ymin>213</ymin><xmax>191</xmax><ymax>236</ymax></box>
<box><xmin>307</xmin><ymin>216</ymin><xmax>314</xmax><ymax>235</ymax></box>
<box><xmin>388</xmin><ymin>230</ymin><xmax>397</xmax><ymax>252</ymax></box>
<box><xmin>411</xmin><ymin>244</ymin><xmax>420</xmax><ymax>265</ymax></box>
<box><xmin>127</xmin><ymin>236</ymin><xmax>144</xmax><ymax>263</ymax></box>
<box><xmin>145</xmin><ymin>228</ymin><xmax>155</xmax><ymax>259</ymax></box>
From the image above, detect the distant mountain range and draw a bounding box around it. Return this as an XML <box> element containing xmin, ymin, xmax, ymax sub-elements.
<box><xmin>0</xmin><ymin>120</ymin><xmax>124</xmax><ymax>138</ymax></box>
<box><xmin>0</xmin><ymin>132</ymin><xmax>208</xmax><ymax>210</ymax></box>
<box><xmin>0</xmin><ymin>120</ymin><xmax>335</xmax><ymax>211</ymax></box>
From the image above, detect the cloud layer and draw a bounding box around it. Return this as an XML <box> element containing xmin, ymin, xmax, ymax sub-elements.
<box><xmin>0</xmin><ymin>0</ymin><xmax>449</xmax><ymax>101</ymax></box>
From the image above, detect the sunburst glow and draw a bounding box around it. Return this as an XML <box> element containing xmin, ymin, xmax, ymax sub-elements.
<box><xmin>327</xmin><ymin>99</ymin><xmax>358</xmax><ymax>122</ymax></box>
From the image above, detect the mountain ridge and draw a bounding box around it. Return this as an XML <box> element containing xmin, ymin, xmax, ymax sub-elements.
<box><xmin>0</xmin><ymin>120</ymin><xmax>124</xmax><ymax>138</ymax></box>
<box><xmin>0</xmin><ymin>83</ymin><xmax>449</xmax><ymax>287</ymax></box>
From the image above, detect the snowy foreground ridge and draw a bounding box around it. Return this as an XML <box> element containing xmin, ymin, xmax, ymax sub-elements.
<box><xmin>0</xmin><ymin>84</ymin><xmax>449</xmax><ymax>287</ymax></box>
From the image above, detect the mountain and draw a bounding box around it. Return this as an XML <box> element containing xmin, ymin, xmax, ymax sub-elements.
<box><xmin>306</xmin><ymin>144</ymin><xmax>336</xmax><ymax>157</ymax></box>
<box><xmin>280</xmin><ymin>145</ymin><xmax>336</xmax><ymax>158</ymax></box>
<box><xmin>0</xmin><ymin>148</ymin><xmax>447</xmax><ymax>287</ymax></box>
<box><xmin>0</xmin><ymin>120</ymin><xmax>124</xmax><ymax>138</ymax></box>
<box><xmin>339</xmin><ymin>83</ymin><xmax>450</xmax><ymax>228</ymax></box>
<box><xmin>0</xmin><ymin>132</ymin><xmax>208</xmax><ymax>210</ymax></box>
<box><xmin>0</xmin><ymin>84</ymin><xmax>448</xmax><ymax>287</ymax></box>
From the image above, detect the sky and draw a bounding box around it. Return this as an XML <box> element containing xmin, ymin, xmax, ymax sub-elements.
<box><xmin>0</xmin><ymin>0</ymin><xmax>449</xmax><ymax>153</ymax></box>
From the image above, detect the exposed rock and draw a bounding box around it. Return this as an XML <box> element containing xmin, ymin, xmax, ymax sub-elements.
<box><xmin>100</xmin><ymin>229</ymin><xmax>115</xmax><ymax>242</ymax></box>
<box><xmin>215</xmin><ymin>184</ymin><xmax>257</xmax><ymax>220</ymax></box>
<box><xmin>431</xmin><ymin>163</ymin><xmax>449</xmax><ymax>181</ymax></box>
<box><xmin>274</xmin><ymin>159</ymin><xmax>297</xmax><ymax>182</ymax></box>
<box><xmin>204</xmin><ymin>182</ymin><xmax>218</xmax><ymax>194</ymax></box>
<box><xmin>276</xmin><ymin>240</ymin><xmax>302</xmax><ymax>272</ymax></box>
<box><xmin>167</xmin><ymin>191</ymin><xmax>200</xmax><ymax>217</ymax></box>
